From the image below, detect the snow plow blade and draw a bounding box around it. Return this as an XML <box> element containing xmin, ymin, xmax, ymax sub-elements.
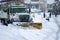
<box><xmin>30</xmin><ymin>23</ymin><xmax>42</xmax><ymax>29</ymax></box>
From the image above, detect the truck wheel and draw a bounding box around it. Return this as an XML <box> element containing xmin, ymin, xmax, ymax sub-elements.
<box><xmin>10</xmin><ymin>19</ymin><xmax>13</xmax><ymax>24</ymax></box>
<box><xmin>7</xmin><ymin>20</ymin><xmax>13</xmax><ymax>24</ymax></box>
<box><xmin>2</xmin><ymin>19</ymin><xmax>8</xmax><ymax>26</ymax></box>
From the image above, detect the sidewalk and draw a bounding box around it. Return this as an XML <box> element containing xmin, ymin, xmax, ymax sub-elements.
<box><xmin>51</xmin><ymin>15</ymin><xmax>60</xmax><ymax>40</ymax></box>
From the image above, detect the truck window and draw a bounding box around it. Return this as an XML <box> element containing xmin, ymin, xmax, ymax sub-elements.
<box><xmin>10</xmin><ymin>8</ymin><xmax>30</xmax><ymax>13</ymax></box>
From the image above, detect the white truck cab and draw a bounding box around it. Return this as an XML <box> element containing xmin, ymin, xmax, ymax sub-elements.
<box><xmin>8</xmin><ymin>6</ymin><xmax>31</xmax><ymax>25</ymax></box>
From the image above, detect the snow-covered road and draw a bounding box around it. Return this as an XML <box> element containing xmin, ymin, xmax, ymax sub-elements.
<box><xmin>0</xmin><ymin>17</ymin><xmax>59</xmax><ymax>40</ymax></box>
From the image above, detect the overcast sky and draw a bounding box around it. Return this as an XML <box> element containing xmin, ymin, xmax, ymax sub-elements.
<box><xmin>47</xmin><ymin>0</ymin><xmax>54</xmax><ymax>4</ymax></box>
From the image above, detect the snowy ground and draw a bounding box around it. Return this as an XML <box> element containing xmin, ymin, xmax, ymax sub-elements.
<box><xmin>52</xmin><ymin>15</ymin><xmax>60</xmax><ymax>40</ymax></box>
<box><xmin>0</xmin><ymin>16</ymin><xmax>59</xmax><ymax>40</ymax></box>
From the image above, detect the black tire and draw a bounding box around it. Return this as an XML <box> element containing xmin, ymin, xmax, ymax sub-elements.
<box><xmin>2</xmin><ymin>19</ymin><xmax>8</xmax><ymax>26</ymax></box>
<box><xmin>7</xmin><ymin>19</ymin><xmax>13</xmax><ymax>24</ymax></box>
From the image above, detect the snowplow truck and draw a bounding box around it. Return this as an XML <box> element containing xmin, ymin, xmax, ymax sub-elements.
<box><xmin>0</xmin><ymin>5</ymin><xmax>31</xmax><ymax>26</ymax></box>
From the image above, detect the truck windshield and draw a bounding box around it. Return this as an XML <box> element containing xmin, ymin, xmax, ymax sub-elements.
<box><xmin>10</xmin><ymin>8</ymin><xmax>30</xmax><ymax>13</ymax></box>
